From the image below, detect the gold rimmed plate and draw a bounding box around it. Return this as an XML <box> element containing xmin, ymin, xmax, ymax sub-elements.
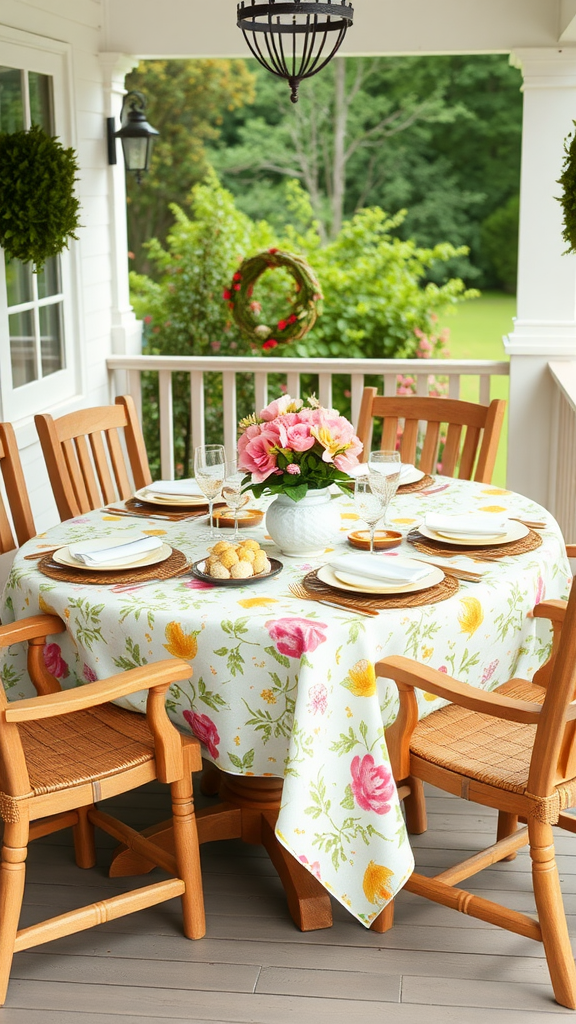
<box><xmin>419</xmin><ymin>520</ymin><xmax>528</xmax><ymax>547</ymax></box>
<box><xmin>317</xmin><ymin>561</ymin><xmax>443</xmax><ymax>595</ymax></box>
<box><xmin>191</xmin><ymin>557</ymin><xmax>283</xmax><ymax>587</ymax></box>
<box><xmin>53</xmin><ymin>541</ymin><xmax>172</xmax><ymax>572</ymax></box>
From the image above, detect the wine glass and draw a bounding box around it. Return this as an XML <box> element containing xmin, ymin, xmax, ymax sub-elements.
<box><xmin>222</xmin><ymin>459</ymin><xmax>246</xmax><ymax>541</ymax></box>
<box><xmin>353</xmin><ymin>477</ymin><xmax>386</xmax><ymax>554</ymax></box>
<box><xmin>194</xmin><ymin>444</ymin><xmax>226</xmax><ymax>539</ymax></box>
<box><xmin>368</xmin><ymin>450</ymin><xmax>401</xmax><ymax>527</ymax></box>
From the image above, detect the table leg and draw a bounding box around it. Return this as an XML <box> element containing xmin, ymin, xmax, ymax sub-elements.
<box><xmin>109</xmin><ymin>774</ymin><xmax>333</xmax><ymax>932</ymax></box>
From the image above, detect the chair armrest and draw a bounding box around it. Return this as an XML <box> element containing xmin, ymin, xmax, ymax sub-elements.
<box><xmin>376</xmin><ymin>656</ymin><xmax>543</xmax><ymax>725</ymax></box>
<box><xmin>4</xmin><ymin>659</ymin><xmax>192</xmax><ymax>723</ymax></box>
<box><xmin>0</xmin><ymin>615</ymin><xmax>65</xmax><ymax>648</ymax></box>
<box><xmin>566</xmin><ymin>545</ymin><xmax>576</xmax><ymax>559</ymax></box>
<box><xmin>532</xmin><ymin>599</ymin><xmax>567</xmax><ymax>624</ymax></box>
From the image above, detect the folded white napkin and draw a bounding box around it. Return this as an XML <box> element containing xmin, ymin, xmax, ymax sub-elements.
<box><xmin>144</xmin><ymin>479</ymin><xmax>204</xmax><ymax>498</ymax></box>
<box><xmin>69</xmin><ymin>536</ymin><xmax>163</xmax><ymax>567</ymax></box>
<box><xmin>425</xmin><ymin>513</ymin><xmax>509</xmax><ymax>537</ymax></box>
<box><xmin>329</xmin><ymin>553</ymin><xmax>430</xmax><ymax>584</ymax></box>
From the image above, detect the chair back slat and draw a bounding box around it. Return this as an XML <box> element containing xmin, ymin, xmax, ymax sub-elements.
<box><xmin>36</xmin><ymin>397</ymin><xmax>151</xmax><ymax>521</ymax></box>
<box><xmin>89</xmin><ymin>431</ymin><xmax>118</xmax><ymax>505</ymax></box>
<box><xmin>356</xmin><ymin>389</ymin><xmax>506</xmax><ymax>484</ymax></box>
<box><xmin>0</xmin><ymin>424</ymin><xmax>36</xmax><ymax>549</ymax></box>
<box><xmin>106</xmin><ymin>429</ymin><xmax>133</xmax><ymax>499</ymax></box>
<box><xmin>419</xmin><ymin>421</ymin><xmax>441</xmax><ymax>473</ymax></box>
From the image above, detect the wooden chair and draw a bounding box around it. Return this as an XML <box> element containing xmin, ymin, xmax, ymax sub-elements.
<box><xmin>0</xmin><ymin>423</ymin><xmax>36</xmax><ymax>549</ymax></box>
<box><xmin>356</xmin><ymin>388</ymin><xmax>506</xmax><ymax>483</ymax></box>
<box><xmin>0</xmin><ymin>613</ymin><xmax>205</xmax><ymax>1005</ymax></box>
<box><xmin>35</xmin><ymin>395</ymin><xmax>152</xmax><ymax>520</ymax></box>
<box><xmin>374</xmin><ymin>579</ymin><xmax>576</xmax><ymax>1009</ymax></box>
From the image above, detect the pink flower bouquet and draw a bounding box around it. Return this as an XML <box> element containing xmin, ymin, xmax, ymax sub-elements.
<box><xmin>238</xmin><ymin>394</ymin><xmax>363</xmax><ymax>501</ymax></box>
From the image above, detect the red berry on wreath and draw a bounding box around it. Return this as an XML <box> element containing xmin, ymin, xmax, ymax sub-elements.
<box><xmin>263</xmin><ymin>339</ymin><xmax>278</xmax><ymax>350</ymax></box>
<box><xmin>222</xmin><ymin>290</ymin><xmax>231</xmax><ymax>300</ymax></box>
<box><xmin>277</xmin><ymin>320</ymin><xmax>288</xmax><ymax>331</ymax></box>
<box><xmin>233</xmin><ymin>272</ymin><xmax>242</xmax><ymax>281</ymax></box>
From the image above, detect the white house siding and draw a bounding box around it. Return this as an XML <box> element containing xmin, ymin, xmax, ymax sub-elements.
<box><xmin>0</xmin><ymin>0</ymin><xmax>137</xmax><ymax>550</ymax></box>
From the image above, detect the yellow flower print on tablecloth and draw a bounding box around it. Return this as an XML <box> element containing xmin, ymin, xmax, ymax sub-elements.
<box><xmin>38</xmin><ymin>595</ymin><xmax>57</xmax><ymax>616</ymax></box>
<box><xmin>481</xmin><ymin>488</ymin><xmax>511</xmax><ymax>495</ymax></box>
<box><xmin>163</xmin><ymin>621</ymin><xmax>198</xmax><ymax>660</ymax></box>
<box><xmin>478</xmin><ymin>505</ymin><xmax>507</xmax><ymax>513</ymax></box>
<box><xmin>261</xmin><ymin>688</ymin><xmax>277</xmax><ymax>704</ymax></box>
<box><xmin>238</xmin><ymin>597</ymin><xmax>279</xmax><ymax>609</ymax></box>
<box><xmin>458</xmin><ymin>596</ymin><xmax>483</xmax><ymax>636</ymax></box>
<box><xmin>344</xmin><ymin>659</ymin><xmax>377</xmax><ymax>697</ymax></box>
<box><xmin>363</xmin><ymin>860</ymin><xmax>394</xmax><ymax>904</ymax></box>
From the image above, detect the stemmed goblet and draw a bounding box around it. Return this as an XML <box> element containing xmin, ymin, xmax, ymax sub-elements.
<box><xmin>194</xmin><ymin>444</ymin><xmax>226</xmax><ymax>539</ymax></box>
<box><xmin>353</xmin><ymin>477</ymin><xmax>387</xmax><ymax>554</ymax></box>
<box><xmin>221</xmin><ymin>459</ymin><xmax>246</xmax><ymax>541</ymax></box>
<box><xmin>368</xmin><ymin>450</ymin><xmax>401</xmax><ymax>527</ymax></box>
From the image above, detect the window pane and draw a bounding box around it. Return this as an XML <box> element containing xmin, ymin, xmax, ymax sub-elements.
<box><xmin>9</xmin><ymin>310</ymin><xmax>37</xmax><ymax>387</ymax></box>
<box><xmin>5</xmin><ymin>257</ymin><xmax>33</xmax><ymax>307</ymax></box>
<box><xmin>37</xmin><ymin>256</ymin><xmax>61</xmax><ymax>300</ymax></box>
<box><xmin>0</xmin><ymin>66</ymin><xmax>24</xmax><ymax>133</ymax></box>
<box><xmin>28</xmin><ymin>72</ymin><xmax>53</xmax><ymax>132</ymax></box>
<box><xmin>40</xmin><ymin>302</ymin><xmax>64</xmax><ymax>377</ymax></box>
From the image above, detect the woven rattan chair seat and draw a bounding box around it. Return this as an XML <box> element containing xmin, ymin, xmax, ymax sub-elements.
<box><xmin>411</xmin><ymin>678</ymin><xmax>547</xmax><ymax>794</ymax></box>
<box><xmin>19</xmin><ymin>703</ymin><xmax>159</xmax><ymax>796</ymax></box>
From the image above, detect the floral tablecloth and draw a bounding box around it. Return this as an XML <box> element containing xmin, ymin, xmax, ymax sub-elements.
<box><xmin>0</xmin><ymin>478</ymin><xmax>570</xmax><ymax>926</ymax></box>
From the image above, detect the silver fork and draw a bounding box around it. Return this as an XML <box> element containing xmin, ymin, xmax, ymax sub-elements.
<box><xmin>288</xmin><ymin>582</ymin><xmax>378</xmax><ymax>617</ymax></box>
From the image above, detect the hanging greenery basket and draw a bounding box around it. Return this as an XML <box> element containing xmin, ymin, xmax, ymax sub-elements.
<box><xmin>0</xmin><ymin>124</ymin><xmax>81</xmax><ymax>270</ymax></box>
<box><xmin>559</xmin><ymin>121</ymin><xmax>576</xmax><ymax>255</ymax></box>
<box><xmin>223</xmin><ymin>248</ymin><xmax>323</xmax><ymax>351</ymax></box>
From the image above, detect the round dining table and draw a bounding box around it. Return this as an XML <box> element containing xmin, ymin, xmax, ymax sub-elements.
<box><xmin>0</xmin><ymin>476</ymin><xmax>571</xmax><ymax>931</ymax></box>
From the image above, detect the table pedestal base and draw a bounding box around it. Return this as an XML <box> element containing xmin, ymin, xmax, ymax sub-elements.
<box><xmin>109</xmin><ymin>773</ymin><xmax>334</xmax><ymax>932</ymax></box>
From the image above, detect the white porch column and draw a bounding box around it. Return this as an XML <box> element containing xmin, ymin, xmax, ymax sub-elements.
<box><xmin>99</xmin><ymin>53</ymin><xmax>142</xmax><ymax>377</ymax></box>
<box><xmin>505</xmin><ymin>48</ymin><xmax>576</xmax><ymax>506</ymax></box>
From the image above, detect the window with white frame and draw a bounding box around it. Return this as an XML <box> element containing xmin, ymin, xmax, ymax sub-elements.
<box><xmin>0</xmin><ymin>34</ymin><xmax>77</xmax><ymax>423</ymax></box>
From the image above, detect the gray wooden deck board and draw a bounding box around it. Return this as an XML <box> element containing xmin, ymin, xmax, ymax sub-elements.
<box><xmin>2</xmin><ymin>782</ymin><xmax>575</xmax><ymax>1020</ymax></box>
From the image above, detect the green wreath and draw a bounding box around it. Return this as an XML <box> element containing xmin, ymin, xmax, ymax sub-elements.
<box><xmin>224</xmin><ymin>248</ymin><xmax>323</xmax><ymax>351</ymax></box>
<box><xmin>559</xmin><ymin>120</ymin><xmax>576</xmax><ymax>254</ymax></box>
<box><xmin>0</xmin><ymin>124</ymin><xmax>81</xmax><ymax>270</ymax></box>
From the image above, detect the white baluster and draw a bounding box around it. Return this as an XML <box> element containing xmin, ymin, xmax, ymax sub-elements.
<box><xmin>287</xmin><ymin>373</ymin><xmax>300</xmax><ymax>398</ymax></box>
<box><xmin>350</xmin><ymin>374</ymin><xmax>365</xmax><ymax>427</ymax></box>
<box><xmin>158</xmin><ymin>370</ymin><xmax>175</xmax><ymax>480</ymax></box>
<box><xmin>319</xmin><ymin>374</ymin><xmax>332</xmax><ymax>408</ymax></box>
<box><xmin>223</xmin><ymin>371</ymin><xmax>238</xmax><ymax>459</ymax></box>
<box><xmin>190</xmin><ymin>371</ymin><xmax>205</xmax><ymax>453</ymax></box>
<box><xmin>254</xmin><ymin>372</ymin><xmax>268</xmax><ymax>414</ymax></box>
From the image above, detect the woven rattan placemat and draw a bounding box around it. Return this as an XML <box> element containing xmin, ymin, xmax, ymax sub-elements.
<box><xmin>122</xmin><ymin>498</ymin><xmax>208</xmax><ymax>521</ymax></box>
<box><xmin>406</xmin><ymin>528</ymin><xmax>543</xmax><ymax>560</ymax></box>
<box><xmin>302</xmin><ymin>568</ymin><xmax>459</xmax><ymax>610</ymax></box>
<box><xmin>37</xmin><ymin>547</ymin><xmax>190</xmax><ymax>585</ymax></box>
<box><xmin>398</xmin><ymin>474</ymin><xmax>434</xmax><ymax>494</ymax></box>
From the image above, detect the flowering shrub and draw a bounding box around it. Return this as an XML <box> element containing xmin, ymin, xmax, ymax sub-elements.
<box><xmin>238</xmin><ymin>394</ymin><xmax>363</xmax><ymax>501</ymax></box>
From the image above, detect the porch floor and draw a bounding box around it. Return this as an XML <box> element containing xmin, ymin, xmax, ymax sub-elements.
<box><xmin>3</xmin><ymin>781</ymin><xmax>575</xmax><ymax>1022</ymax></box>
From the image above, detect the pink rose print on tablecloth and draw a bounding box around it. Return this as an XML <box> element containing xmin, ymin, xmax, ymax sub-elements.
<box><xmin>183</xmin><ymin>578</ymin><xmax>215</xmax><ymax>590</ymax></box>
<box><xmin>43</xmin><ymin>643</ymin><xmax>69</xmax><ymax>679</ymax></box>
<box><xmin>265</xmin><ymin>617</ymin><xmax>328</xmax><ymax>659</ymax></box>
<box><xmin>350</xmin><ymin>754</ymin><xmax>395</xmax><ymax>815</ymax></box>
<box><xmin>83</xmin><ymin>664</ymin><xmax>97</xmax><ymax>682</ymax></box>
<box><xmin>307</xmin><ymin>682</ymin><xmax>328</xmax><ymax>715</ymax></box>
<box><xmin>183</xmin><ymin>710</ymin><xmax>220</xmax><ymax>759</ymax></box>
<box><xmin>299</xmin><ymin>854</ymin><xmax>322</xmax><ymax>881</ymax></box>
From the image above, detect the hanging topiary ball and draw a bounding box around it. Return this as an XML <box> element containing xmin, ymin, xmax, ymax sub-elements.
<box><xmin>0</xmin><ymin>124</ymin><xmax>81</xmax><ymax>270</ymax></box>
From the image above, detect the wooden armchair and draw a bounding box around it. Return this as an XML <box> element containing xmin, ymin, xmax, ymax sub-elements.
<box><xmin>374</xmin><ymin>579</ymin><xmax>576</xmax><ymax>1009</ymax></box>
<box><xmin>356</xmin><ymin>388</ymin><xmax>506</xmax><ymax>483</ymax></box>
<box><xmin>35</xmin><ymin>395</ymin><xmax>152</xmax><ymax>520</ymax></box>
<box><xmin>0</xmin><ymin>422</ymin><xmax>36</xmax><ymax>548</ymax></box>
<box><xmin>0</xmin><ymin>613</ymin><xmax>205</xmax><ymax>1005</ymax></box>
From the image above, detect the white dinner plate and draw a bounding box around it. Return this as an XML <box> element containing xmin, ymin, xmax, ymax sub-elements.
<box><xmin>317</xmin><ymin>561</ymin><xmax>443</xmax><ymax>595</ymax></box>
<box><xmin>53</xmin><ymin>541</ymin><xmax>172</xmax><ymax>571</ymax></box>
<box><xmin>398</xmin><ymin>466</ymin><xmax>425</xmax><ymax>486</ymax></box>
<box><xmin>419</xmin><ymin>519</ymin><xmax>528</xmax><ymax>547</ymax></box>
<box><xmin>135</xmin><ymin>487</ymin><xmax>209</xmax><ymax>507</ymax></box>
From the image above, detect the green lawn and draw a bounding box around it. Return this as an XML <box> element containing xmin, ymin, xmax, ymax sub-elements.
<box><xmin>439</xmin><ymin>291</ymin><xmax>516</xmax><ymax>487</ymax></box>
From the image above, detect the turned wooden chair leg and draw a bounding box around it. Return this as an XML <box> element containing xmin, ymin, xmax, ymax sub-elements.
<box><xmin>370</xmin><ymin>899</ymin><xmax>394</xmax><ymax>933</ymax></box>
<box><xmin>530</xmin><ymin>818</ymin><xmax>576</xmax><ymax>1009</ymax></box>
<box><xmin>403</xmin><ymin>777</ymin><xmax>427</xmax><ymax>834</ymax></box>
<box><xmin>171</xmin><ymin>774</ymin><xmax>205</xmax><ymax>940</ymax></box>
<box><xmin>72</xmin><ymin>805</ymin><xmax>96</xmax><ymax>869</ymax></box>
<box><xmin>496</xmin><ymin>810</ymin><xmax>519</xmax><ymax>862</ymax></box>
<box><xmin>0</xmin><ymin>819</ymin><xmax>28</xmax><ymax>1005</ymax></box>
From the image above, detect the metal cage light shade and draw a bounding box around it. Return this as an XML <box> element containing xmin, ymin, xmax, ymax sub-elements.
<box><xmin>114</xmin><ymin>91</ymin><xmax>159</xmax><ymax>183</ymax></box>
<box><xmin>237</xmin><ymin>1</ymin><xmax>354</xmax><ymax>103</ymax></box>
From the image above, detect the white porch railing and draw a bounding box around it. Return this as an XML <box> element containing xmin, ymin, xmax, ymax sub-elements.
<box><xmin>107</xmin><ymin>355</ymin><xmax>510</xmax><ymax>479</ymax></box>
<box><xmin>548</xmin><ymin>360</ymin><xmax>576</xmax><ymax>541</ymax></box>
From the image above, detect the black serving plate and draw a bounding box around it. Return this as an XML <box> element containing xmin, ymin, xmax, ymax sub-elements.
<box><xmin>191</xmin><ymin>557</ymin><xmax>283</xmax><ymax>587</ymax></box>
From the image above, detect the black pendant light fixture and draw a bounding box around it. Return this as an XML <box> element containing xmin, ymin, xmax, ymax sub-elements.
<box><xmin>237</xmin><ymin>1</ymin><xmax>354</xmax><ymax>104</ymax></box>
<box><xmin>107</xmin><ymin>91</ymin><xmax>159</xmax><ymax>184</ymax></box>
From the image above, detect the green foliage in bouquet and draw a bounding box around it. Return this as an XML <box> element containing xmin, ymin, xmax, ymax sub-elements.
<box><xmin>0</xmin><ymin>125</ymin><xmax>81</xmax><ymax>269</ymax></box>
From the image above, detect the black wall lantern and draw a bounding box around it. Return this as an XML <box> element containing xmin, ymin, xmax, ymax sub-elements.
<box><xmin>107</xmin><ymin>91</ymin><xmax>159</xmax><ymax>183</ymax></box>
<box><xmin>237</xmin><ymin>1</ymin><xmax>354</xmax><ymax>103</ymax></box>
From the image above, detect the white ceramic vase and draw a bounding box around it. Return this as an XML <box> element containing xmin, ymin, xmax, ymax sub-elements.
<box><xmin>265</xmin><ymin>487</ymin><xmax>341</xmax><ymax>557</ymax></box>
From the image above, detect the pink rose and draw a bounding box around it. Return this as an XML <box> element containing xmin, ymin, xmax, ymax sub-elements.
<box><xmin>43</xmin><ymin>643</ymin><xmax>69</xmax><ymax>679</ymax></box>
<box><xmin>299</xmin><ymin>854</ymin><xmax>322</xmax><ymax>880</ymax></box>
<box><xmin>284</xmin><ymin>422</ymin><xmax>315</xmax><ymax>452</ymax></box>
<box><xmin>297</xmin><ymin>407</ymin><xmax>324</xmax><ymax>425</ymax></box>
<box><xmin>333</xmin><ymin>434</ymin><xmax>363</xmax><ymax>473</ymax></box>
<box><xmin>183</xmin><ymin>710</ymin><xmax>220</xmax><ymax>759</ymax></box>
<box><xmin>350</xmin><ymin>754</ymin><xmax>395</xmax><ymax>814</ymax></box>
<box><xmin>238</xmin><ymin>422</ymin><xmax>262</xmax><ymax>457</ymax></box>
<box><xmin>238</xmin><ymin>426</ymin><xmax>281</xmax><ymax>483</ymax></box>
<box><xmin>260</xmin><ymin>395</ymin><xmax>303</xmax><ymax>421</ymax></box>
<box><xmin>265</xmin><ymin>617</ymin><xmax>328</xmax><ymax>658</ymax></box>
<box><xmin>286</xmin><ymin>464</ymin><xmax>301</xmax><ymax>475</ymax></box>
<box><xmin>83</xmin><ymin>664</ymin><xmax>97</xmax><ymax>682</ymax></box>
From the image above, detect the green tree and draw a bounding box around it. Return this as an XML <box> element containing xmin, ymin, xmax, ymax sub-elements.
<box><xmin>124</xmin><ymin>59</ymin><xmax>255</xmax><ymax>271</ymax></box>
